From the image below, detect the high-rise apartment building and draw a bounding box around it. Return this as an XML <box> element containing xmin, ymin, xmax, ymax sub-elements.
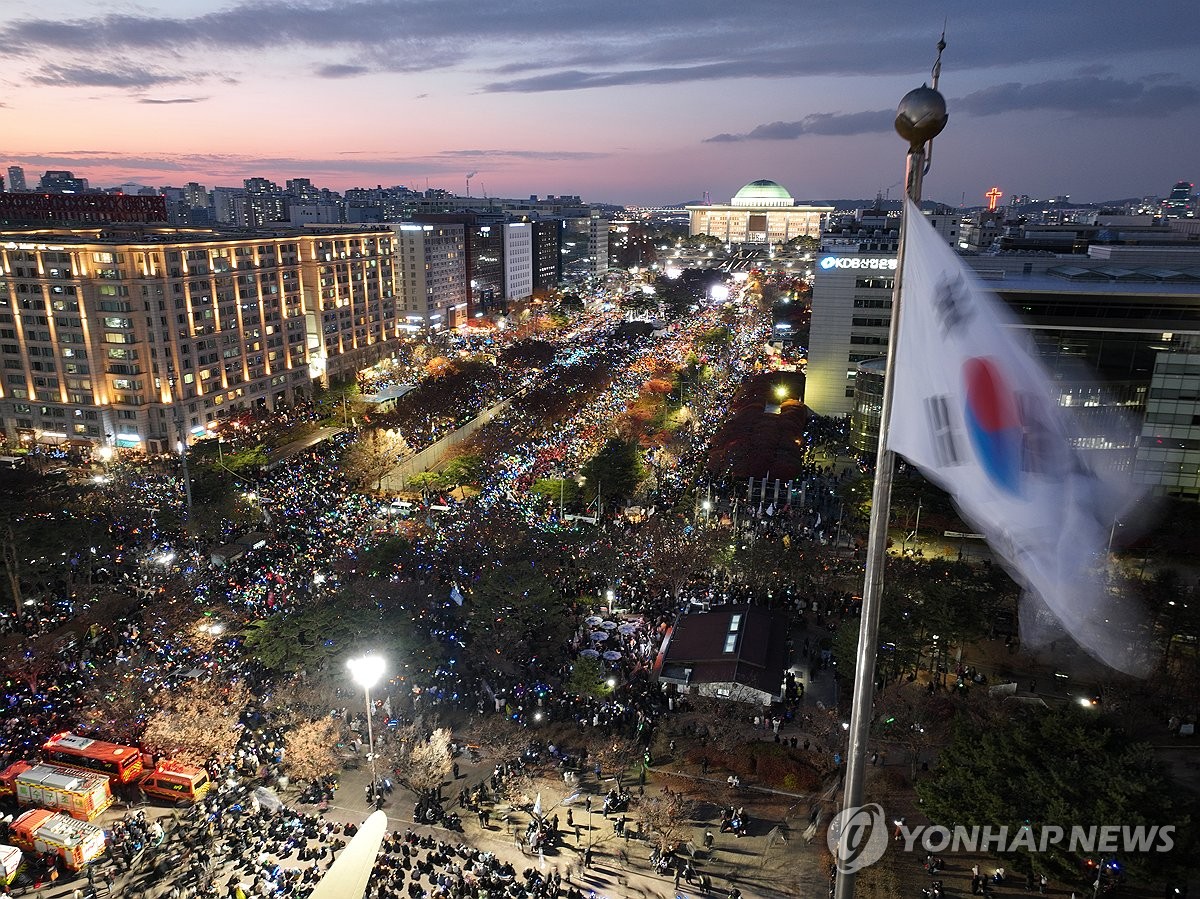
<box><xmin>588</xmin><ymin>211</ymin><xmax>609</xmax><ymax>277</ymax></box>
<box><xmin>391</xmin><ymin>224</ymin><xmax>468</xmax><ymax>330</ymax></box>
<box><xmin>0</xmin><ymin>226</ymin><xmax>404</xmax><ymax>453</ymax></box>
<box><xmin>6</xmin><ymin>167</ymin><xmax>26</xmax><ymax>192</ymax></box>
<box><xmin>240</xmin><ymin>178</ymin><xmax>286</xmax><ymax>228</ymax></box>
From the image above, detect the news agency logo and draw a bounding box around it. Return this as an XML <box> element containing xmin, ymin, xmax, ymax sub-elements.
<box><xmin>827</xmin><ymin>805</ymin><xmax>1177</xmax><ymax>875</ymax></box>
<box><xmin>828</xmin><ymin>804</ymin><xmax>888</xmax><ymax>873</ymax></box>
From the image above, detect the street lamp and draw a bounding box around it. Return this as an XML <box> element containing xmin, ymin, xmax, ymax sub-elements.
<box><xmin>347</xmin><ymin>654</ymin><xmax>386</xmax><ymax>807</ymax></box>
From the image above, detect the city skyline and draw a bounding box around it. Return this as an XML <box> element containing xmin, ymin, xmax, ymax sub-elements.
<box><xmin>0</xmin><ymin>1</ymin><xmax>1197</xmax><ymax>206</ymax></box>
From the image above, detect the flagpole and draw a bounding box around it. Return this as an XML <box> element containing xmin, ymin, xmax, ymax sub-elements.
<box><xmin>832</xmin><ymin>81</ymin><xmax>947</xmax><ymax>898</ymax></box>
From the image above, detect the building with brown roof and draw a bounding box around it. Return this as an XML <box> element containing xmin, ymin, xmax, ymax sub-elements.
<box><xmin>656</xmin><ymin>604</ymin><xmax>788</xmax><ymax>706</ymax></box>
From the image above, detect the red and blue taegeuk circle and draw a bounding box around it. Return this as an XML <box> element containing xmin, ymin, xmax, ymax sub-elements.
<box><xmin>962</xmin><ymin>357</ymin><xmax>1023</xmax><ymax>495</ymax></box>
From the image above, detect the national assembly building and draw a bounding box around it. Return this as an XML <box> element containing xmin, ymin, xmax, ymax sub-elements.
<box><xmin>686</xmin><ymin>180</ymin><xmax>831</xmax><ymax>245</ymax></box>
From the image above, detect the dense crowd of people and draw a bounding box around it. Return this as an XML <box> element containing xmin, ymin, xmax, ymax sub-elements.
<box><xmin>0</xmin><ymin>287</ymin><xmax>849</xmax><ymax>898</ymax></box>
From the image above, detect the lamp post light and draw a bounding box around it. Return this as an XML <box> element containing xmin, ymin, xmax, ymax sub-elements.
<box><xmin>347</xmin><ymin>654</ymin><xmax>387</xmax><ymax>808</ymax></box>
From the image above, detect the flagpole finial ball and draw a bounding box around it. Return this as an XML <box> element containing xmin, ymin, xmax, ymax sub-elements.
<box><xmin>895</xmin><ymin>85</ymin><xmax>948</xmax><ymax>148</ymax></box>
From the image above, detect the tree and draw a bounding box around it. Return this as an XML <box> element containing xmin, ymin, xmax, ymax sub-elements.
<box><xmin>581</xmin><ymin>437</ymin><xmax>646</xmax><ymax>506</ymax></box>
<box><xmin>531</xmin><ymin>477</ymin><xmax>580</xmax><ymax>510</ymax></box>
<box><xmin>386</xmin><ymin>724</ymin><xmax>454</xmax><ymax>797</ymax></box>
<box><xmin>441</xmin><ymin>452</ymin><xmax>484</xmax><ymax>487</ymax></box>
<box><xmin>464</xmin><ymin>567</ymin><xmax>575</xmax><ymax>677</ymax></box>
<box><xmin>79</xmin><ymin>661</ymin><xmax>152</xmax><ymax>745</ymax></box>
<box><xmin>282</xmin><ymin>718</ymin><xmax>343</xmax><ymax>784</ymax></box>
<box><xmin>619</xmin><ymin>517</ymin><xmax>723</xmax><ymax>602</ymax></box>
<box><xmin>633</xmin><ymin>784</ymin><xmax>697</xmax><ymax>853</ymax></box>
<box><xmin>918</xmin><ymin>706</ymin><xmax>1193</xmax><ymax>881</ymax></box>
<box><xmin>242</xmin><ymin>604</ymin><xmax>353</xmax><ymax>673</ymax></box>
<box><xmin>687</xmin><ymin>697</ymin><xmax>757</xmax><ymax>755</ymax></box>
<box><xmin>872</xmin><ymin>683</ymin><xmax>955</xmax><ymax>778</ymax></box>
<box><xmin>563</xmin><ymin>656</ymin><xmax>608</xmax><ymax>699</ymax></box>
<box><xmin>142</xmin><ymin>680</ymin><xmax>250</xmax><ymax>764</ymax></box>
<box><xmin>343</xmin><ymin>429</ymin><xmax>409</xmax><ymax>492</ymax></box>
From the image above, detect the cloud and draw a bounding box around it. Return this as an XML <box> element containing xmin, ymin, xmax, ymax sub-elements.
<box><xmin>315</xmin><ymin>63</ymin><xmax>369</xmax><ymax>79</ymax></box>
<box><xmin>707</xmin><ymin>74</ymin><xmax>1200</xmax><ymax>144</ymax></box>
<box><xmin>706</xmin><ymin>109</ymin><xmax>894</xmax><ymax>142</ymax></box>
<box><xmin>3</xmin><ymin>0</ymin><xmax>1198</xmax><ymax>112</ymax></box>
<box><xmin>481</xmin><ymin>60</ymin><xmax>841</xmax><ymax>93</ymax></box>
<box><xmin>0</xmin><ymin>147</ymin><xmax>605</xmax><ymax>184</ymax></box>
<box><xmin>29</xmin><ymin>63</ymin><xmax>186</xmax><ymax>89</ymax></box>
<box><xmin>434</xmin><ymin>149</ymin><xmax>608</xmax><ymax>161</ymax></box>
<box><xmin>4</xmin><ymin>1</ymin><xmax>1194</xmax><ymax>96</ymax></box>
<box><xmin>955</xmin><ymin>75</ymin><xmax>1200</xmax><ymax>118</ymax></box>
<box><xmin>138</xmin><ymin>97</ymin><xmax>209</xmax><ymax>105</ymax></box>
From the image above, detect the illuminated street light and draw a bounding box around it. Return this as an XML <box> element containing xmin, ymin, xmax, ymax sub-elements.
<box><xmin>347</xmin><ymin>654</ymin><xmax>387</xmax><ymax>806</ymax></box>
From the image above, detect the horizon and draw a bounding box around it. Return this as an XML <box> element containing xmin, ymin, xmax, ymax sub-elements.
<box><xmin>0</xmin><ymin>169</ymin><xmax>1180</xmax><ymax>213</ymax></box>
<box><xmin>1</xmin><ymin>1</ymin><xmax>1197</xmax><ymax>207</ymax></box>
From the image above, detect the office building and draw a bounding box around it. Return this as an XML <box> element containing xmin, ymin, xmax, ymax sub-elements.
<box><xmin>686</xmin><ymin>180</ymin><xmax>831</xmax><ymax>246</ymax></box>
<box><xmin>1134</xmin><ymin>350</ymin><xmax>1200</xmax><ymax>498</ymax></box>
<box><xmin>531</xmin><ymin>220</ymin><xmax>564</xmax><ymax>294</ymax></box>
<box><xmin>38</xmin><ymin>171</ymin><xmax>89</xmax><ymax>193</ymax></box>
<box><xmin>807</xmin><ymin>237</ymin><xmax>1200</xmax><ymax>496</ymax></box>
<box><xmin>0</xmin><ymin>226</ymin><xmax>405</xmax><ymax>453</ymax></box>
<box><xmin>503</xmin><ymin>223</ymin><xmax>533</xmax><ymax>308</ymax></box>
<box><xmin>1162</xmin><ymin>181</ymin><xmax>1195</xmax><ymax>219</ymax></box>
<box><xmin>6</xmin><ymin>167</ymin><xmax>26</xmax><ymax>192</ymax></box>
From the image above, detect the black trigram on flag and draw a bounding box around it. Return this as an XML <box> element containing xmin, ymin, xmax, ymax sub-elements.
<box><xmin>922</xmin><ymin>394</ymin><xmax>962</xmax><ymax>467</ymax></box>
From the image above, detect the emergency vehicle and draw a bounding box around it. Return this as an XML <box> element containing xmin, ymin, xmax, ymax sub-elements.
<box><xmin>0</xmin><ymin>845</ymin><xmax>21</xmax><ymax>885</ymax></box>
<box><xmin>140</xmin><ymin>762</ymin><xmax>211</xmax><ymax>804</ymax></box>
<box><xmin>9</xmin><ymin>809</ymin><xmax>106</xmax><ymax>871</ymax></box>
<box><xmin>42</xmin><ymin>732</ymin><xmax>145</xmax><ymax>785</ymax></box>
<box><xmin>0</xmin><ymin>761</ymin><xmax>113</xmax><ymax>821</ymax></box>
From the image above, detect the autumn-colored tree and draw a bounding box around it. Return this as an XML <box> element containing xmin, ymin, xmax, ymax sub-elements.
<box><xmin>343</xmin><ymin>429</ymin><xmax>410</xmax><ymax>492</ymax></box>
<box><xmin>426</xmin><ymin>357</ymin><xmax>457</xmax><ymax>379</ymax></box>
<box><xmin>687</xmin><ymin>697</ymin><xmax>757</xmax><ymax>755</ymax></box>
<box><xmin>79</xmin><ymin>662</ymin><xmax>151</xmax><ymax>745</ymax></box>
<box><xmin>282</xmin><ymin>718</ymin><xmax>343</xmax><ymax>784</ymax></box>
<box><xmin>499</xmin><ymin>772</ymin><xmax>536</xmax><ymax>809</ymax></box>
<box><xmin>267</xmin><ymin>674</ymin><xmax>344</xmax><ymax>722</ymax></box>
<box><xmin>385</xmin><ymin>724</ymin><xmax>454</xmax><ymax>797</ymax></box>
<box><xmin>141</xmin><ymin>680</ymin><xmax>250</xmax><ymax>764</ymax></box>
<box><xmin>633</xmin><ymin>785</ymin><xmax>696</xmax><ymax>853</ymax></box>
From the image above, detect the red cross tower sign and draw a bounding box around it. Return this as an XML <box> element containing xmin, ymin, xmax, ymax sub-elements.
<box><xmin>985</xmin><ymin>187</ymin><xmax>1003</xmax><ymax>211</ymax></box>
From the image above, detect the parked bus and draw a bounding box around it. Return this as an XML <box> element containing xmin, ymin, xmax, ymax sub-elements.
<box><xmin>9</xmin><ymin>809</ymin><xmax>106</xmax><ymax>872</ymax></box>
<box><xmin>0</xmin><ymin>762</ymin><xmax>113</xmax><ymax>821</ymax></box>
<box><xmin>140</xmin><ymin>762</ymin><xmax>210</xmax><ymax>804</ymax></box>
<box><xmin>42</xmin><ymin>732</ymin><xmax>145</xmax><ymax>785</ymax></box>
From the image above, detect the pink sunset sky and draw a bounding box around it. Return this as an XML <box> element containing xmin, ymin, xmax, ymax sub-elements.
<box><xmin>0</xmin><ymin>1</ymin><xmax>1197</xmax><ymax>206</ymax></box>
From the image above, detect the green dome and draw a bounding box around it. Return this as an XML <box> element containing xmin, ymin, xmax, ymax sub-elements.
<box><xmin>733</xmin><ymin>179</ymin><xmax>793</xmax><ymax>201</ymax></box>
